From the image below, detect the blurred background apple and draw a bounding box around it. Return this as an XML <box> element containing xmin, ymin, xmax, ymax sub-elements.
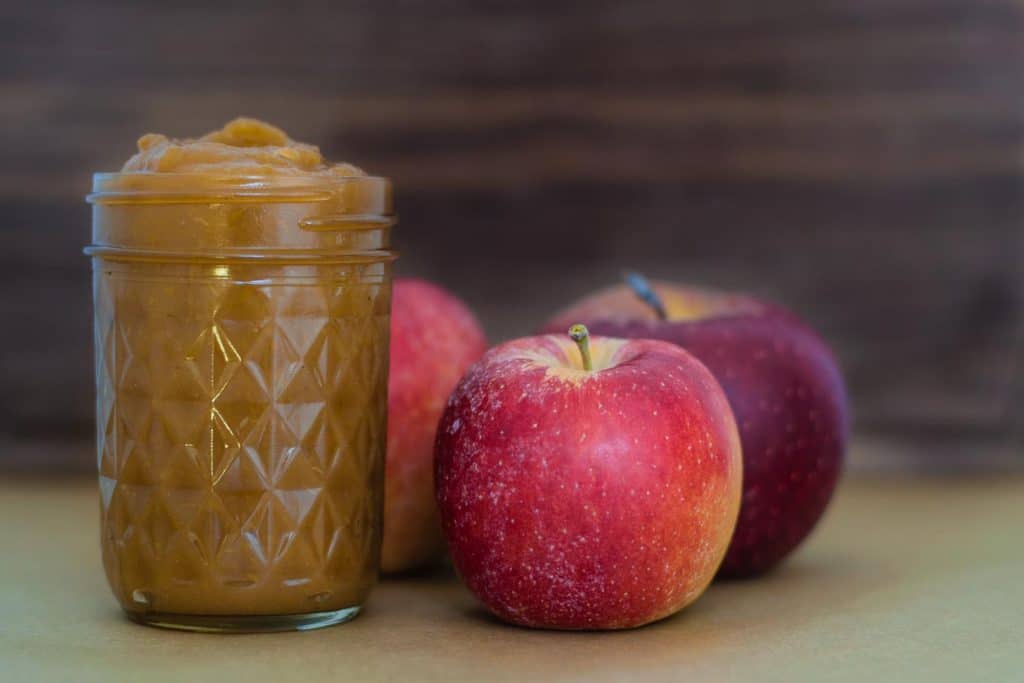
<box><xmin>382</xmin><ymin>279</ymin><xmax>487</xmax><ymax>573</ymax></box>
<box><xmin>544</xmin><ymin>279</ymin><xmax>848</xmax><ymax>576</ymax></box>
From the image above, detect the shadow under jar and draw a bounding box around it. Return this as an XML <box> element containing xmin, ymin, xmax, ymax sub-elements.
<box><xmin>86</xmin><ymin>173</ymin><xmax>395</xmax><ymax>632</ymax></box>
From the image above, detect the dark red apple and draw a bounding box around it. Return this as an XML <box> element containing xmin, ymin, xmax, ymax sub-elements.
<box><xmin>382</xmin><ymin>278</ymin><xmax>487</xmax><ymax>573</ymax></box>
<box><xmin>435</xmin><ymin>325</ymin><xmax>742</xmax><ymax>629</ymax></box>
<box><xmin>543</xmin><ymin>277</ymin><xmax>848</xmax><ymax>577</ymax></box>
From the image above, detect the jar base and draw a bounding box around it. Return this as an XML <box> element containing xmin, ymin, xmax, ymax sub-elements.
<box><xmin>123</xmin><ymin>605</ymin><xmax>362</xmax><ymax>633</ymax></box>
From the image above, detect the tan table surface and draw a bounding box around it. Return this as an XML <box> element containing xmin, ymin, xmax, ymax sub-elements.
<box><xmin>2</xmin><ymin>477</ymin><xmax>1021</xmax><ymax>682</ymax></box>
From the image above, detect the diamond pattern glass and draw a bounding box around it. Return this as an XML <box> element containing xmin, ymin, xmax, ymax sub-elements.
<box><xmin>94</xmin><ymin>261</ymin><xmax>390</xmax><ymax>620</ymax></box>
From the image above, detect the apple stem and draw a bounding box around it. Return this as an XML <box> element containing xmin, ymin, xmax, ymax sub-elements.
<box><xmin>624</xmin><ymin>271</ymin><xmax>668</xmax><ymax>320</ymax></box>
<box><xmin>568</xmin><ymin>324</ymin><xmax>593</xmax><ymax>372</ymax></box>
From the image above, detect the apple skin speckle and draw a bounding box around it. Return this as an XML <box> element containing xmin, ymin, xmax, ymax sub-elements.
<box><xmin>435</xmin><ymin>334</ymin><xmax>742</xmax><ymax>630</ymax></box>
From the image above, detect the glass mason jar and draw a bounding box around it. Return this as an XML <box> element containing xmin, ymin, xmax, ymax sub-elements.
<box><xmin>85</xmin><ymin>173</ymin><xmax>395</xmax><ymax>632</ymax></box>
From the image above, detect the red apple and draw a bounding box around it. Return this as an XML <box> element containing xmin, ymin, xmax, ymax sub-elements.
<box><xmin>382</xmin><ymin>278</ymin><xmax>487</xmax><ymax>573</ymax></box>
<box><xmin>543</xmin><ymin>277</ymin><xmax>848</xmax><ymax>577</ymax></box>
<box><xmin>435</xmin><ymin>325</ymin><xmax>742</xmax><ymax>629</ymax></box>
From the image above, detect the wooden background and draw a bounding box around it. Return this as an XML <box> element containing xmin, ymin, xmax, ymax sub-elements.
<box><xmin>2</xmin><ymin>0</ymin><xmax>1021</xmax><ymax>472</ymax></box>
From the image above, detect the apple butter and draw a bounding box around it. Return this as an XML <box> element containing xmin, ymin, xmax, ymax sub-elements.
<box><xmin>86</xmin><ymin>119</ymin><xmax>395</xmax><ymax>632</ymax></box>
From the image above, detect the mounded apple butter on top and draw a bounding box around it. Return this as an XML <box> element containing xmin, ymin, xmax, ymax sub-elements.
<box><xmin>119</xmin><ymin>117</ymin><xmax>365</xmax><ymax>176</ymax></box>
<box><xmin>87</xmin><ymin>118</ymin><xmax>395</xmax><ymax>632</ymax></box>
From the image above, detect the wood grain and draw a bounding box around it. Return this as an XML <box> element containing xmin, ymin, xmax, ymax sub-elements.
<box><xmin>1</xmin><ymin>0</ymin><xmax>1021</xmax><ymax>470</ymax></box>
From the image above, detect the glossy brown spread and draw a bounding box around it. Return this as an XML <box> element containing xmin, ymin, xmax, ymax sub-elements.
<box><xmin>120</xmin><ymin>117</ymin><xmax>365</xmax><ymax>176</ymax></box>
<box><xmin>94</xmin><ymin>119</ymin><xmax>389</xmax><ymax>620</ymax></box>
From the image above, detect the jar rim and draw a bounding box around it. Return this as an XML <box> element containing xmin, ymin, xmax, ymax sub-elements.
<box><xmin>83</xmin><ymin>245</ymin><xmax>398</xmax><ymax>264</ymax></box>
<box><xmin>87</xmin><ymin>172</ymin><xmax>392</xmax><ymax>209</ymax></box>
<box><xmin>86</xmin><ymin>172</ymin><xmax>396</xmax><ymax>260</ymax></box>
